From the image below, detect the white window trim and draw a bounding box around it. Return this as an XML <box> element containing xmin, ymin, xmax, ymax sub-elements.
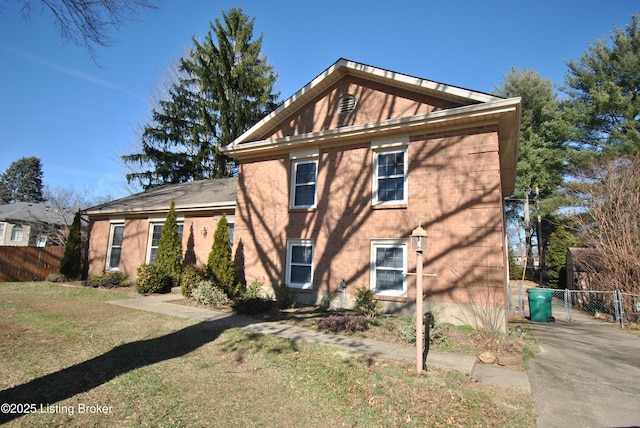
<box><xmin>372</xmin><ymin>148</ymin><xmax>408</xmax><ymax>206</ymax></box>
<box><xmin>370</xmin><ymin>239</ymin><xmax>407</xmax><ymax>297</ymax></box>
<box><xmin>106</xmin><ymin>223</ymin><xmax>124</xmax><ymax>271</ymax></box>
<box><xmin>10</xmin><ymin>225</ymin><xmax>24</xmax><ymax>242</ymax></box>
<box><xmin>286</xmin><ymin>239</ymin><xmax>314</xmax><ymax>289</ymax></box>
<box><xmin>290</xmin><ymin>158</ymin><xmax>318</xmax><ymax>209</ymax></box>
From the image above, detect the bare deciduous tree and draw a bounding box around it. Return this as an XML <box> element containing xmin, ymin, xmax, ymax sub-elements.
<box><xmin>572</xmin><ymin>156</ymin><xmax>640</xmax><ymax>294</ymax></box>
<box><xmin>11</xmin><ymin>0</ymin><xmax>160</xmax><ymax>58</ymax></box>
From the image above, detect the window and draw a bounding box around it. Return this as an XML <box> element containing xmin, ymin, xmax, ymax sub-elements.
<box><xmin>227</xmin><ymin>221</ymin><xmax>234</xmax><ymax>246</ymax></box>
<box><xmin>286</xmin><ymin>240</ymin><xmax>314</xmax><ymax>289</ymax></box>
<box><xmin>371</xmin><ymin>240</ymin><xmax>407</xmax><ymax>296</ymax></box>
<box><xmin>290</xmin><ymin>159</ymin><xmax>317</xmax><ymax>209</ymax></box>
<box><xmin>374</xmin><ymin>149</ymin><xmax>407</xmax><ymax>204</ymax></box>
<box><xmin>106</xmin><ymin>224</ymin><xmax>124</xmax><ymax>270</ymax></box>
<box><xmin>147</xmin><ymin>223</ymin><xmax>184</xmax><ymax>263</ymax></box>
<box><xmin>10</xmin><ymin>226</ymin><xmax>24</xmax><ymax>242</ymax></box>
<box><xmin>36</xmin><ymin>236</ymin><xmax>47</xmax><ymax>247</ymax></box>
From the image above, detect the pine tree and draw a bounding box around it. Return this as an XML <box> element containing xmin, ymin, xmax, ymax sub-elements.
<box><xmin>0</xmin><ymin>157</ymin><xmax>45</xmax><ymax>203</ymax></box>
<box><xmin>208</xmin><ymin>214</ymin><xmax>240</xmax><ymax>297</ymax></box>
<box><xmin>563</xmin><ymin>13</ymin><xmax>640</xmax><ymax>160</ymax></box>
<box><xmin>123</xmin><ymin>7</ymin><xmax>278</xmax><ymax>190</ymax></box>
<box><xmin>60</xmin><ymin>211</ymin><xmax>83</xmax><ymax>279</ymax></box>
<box><xmin>155</xmin><ymin>199</ymin><xmax>183</xmax><ymax>288</ymax></box>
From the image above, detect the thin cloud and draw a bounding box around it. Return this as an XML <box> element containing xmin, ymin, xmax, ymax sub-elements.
<box><xmin>0</xmin><ymin>42</ymin><xmax>146</xmax><ymax>102</ymax></box>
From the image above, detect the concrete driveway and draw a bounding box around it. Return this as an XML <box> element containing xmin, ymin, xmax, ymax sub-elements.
<box><xmin>527</xmin><ymin>318</ymin><xmax>640</xmax><ymax>428</ymax></box>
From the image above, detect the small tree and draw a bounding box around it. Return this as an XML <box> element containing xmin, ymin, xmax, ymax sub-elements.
<box><xmin>208</xmin><ymin>214</ymin><xmax>240</xmax><ymax>297</ymax></box>
<box><xmin>59</xmin><ymin>211</ymin><xmax>83</xmax><ymax>279</ymax></box>
<box><xmin>155</xmin><ymin>199</ymin><xmax>183</xmax><ymax>287</ymax></box>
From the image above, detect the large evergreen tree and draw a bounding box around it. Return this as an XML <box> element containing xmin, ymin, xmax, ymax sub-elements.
<box><xmin>563</xmin><ymin>13</ymin><xmax>640</xmax><ymax>161</ymax></box>
<box><xmin>493</xmin><ymin>69</ymin><xmax>569</xmax><ymax>274</ymax></box>
<box><xmin>123</xmin><ymin>7</ymin><xmax>278</xmax><ymax>190</ymax></box>
<box><xmin>0</xmin><ymin>156</ymin><xmax>45</xmax><ymax>204</ymax></box>
<box><xmin>155</xmin><ymin>200</ymin><xmax>183</xmax><ymax>287</ymax></box>
<box><xmin>494</xmin><ymin>68</ymin><xmax>568</xmax><ymax>214</ymax></box>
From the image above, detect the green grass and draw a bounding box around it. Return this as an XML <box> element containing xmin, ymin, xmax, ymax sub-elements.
<box><xmin>0</xmin><ymin>282</ymin><xmax>535</xmax><ymax>427</ymax></box>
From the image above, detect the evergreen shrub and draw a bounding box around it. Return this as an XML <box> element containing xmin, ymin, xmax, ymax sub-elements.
<box><xmin>181</xmin><ymin>264</ymin><xmax>211</xmax><ymax>297</ymax></box>
<box><xmin>354</xmin><ymin>286</ymin><xmax>384</xmax><ymax>318</ymax></box>
<box><xmin>135</xmin><ymin>264</ymin><xmax>172</xmax><ymax>294</ymax></box>
<box><xmin>232</xmin><ymin>297</ymin><xmax>277</xmax><ymax>316</ymax></box>
<box><xmin>191</xmin><ymin>280</ymin><xmax>229</xmax><ymax>306</ymax></box>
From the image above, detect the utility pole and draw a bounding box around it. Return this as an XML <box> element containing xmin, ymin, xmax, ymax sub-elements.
<box><xmin>523</xmin><ymin>190</ymin><xmax>531</xmax><ymax>273</ymax></box>
<box><xmin>535</xmin><ymin>186</ymin><xmax>543</xmax><ymax>283</ymax></box>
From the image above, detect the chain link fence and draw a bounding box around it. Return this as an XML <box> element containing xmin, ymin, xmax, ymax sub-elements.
<box><xmin>508</xmin><ymin>282</ymin><xmax>640</xmax><ymax>329</ymax></box>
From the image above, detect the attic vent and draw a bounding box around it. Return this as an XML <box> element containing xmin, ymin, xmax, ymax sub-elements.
<box><xmin>337</xmin><ymin>94</ymin><xmax>356</xmax><ymax>115</ymax></box>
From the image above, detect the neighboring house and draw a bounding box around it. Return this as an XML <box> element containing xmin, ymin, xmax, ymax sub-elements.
<box><xmin>222</xmin><ymin>59</ymin><xmax>521</xmax><ymax>330</ymax></box>
<box><xmin>566</xmin><ymin>247</ymin><xmax>600</xmax><ymax>290</ymax></box>
<box><xmin>84</xmin><ymin>178</ymin><xmax>237</xmax><ymax>280</ymax></box>
<box><xmin>0</xmin><ymin>202</ymin><xmax>74</xmax><ymax>247</ymax></box>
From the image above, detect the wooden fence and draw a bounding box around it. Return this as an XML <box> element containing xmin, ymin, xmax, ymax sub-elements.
<box><xmin>0</xmin><ymin>246</ymin><xmax>65</xmax><ymax>282</ymax></box>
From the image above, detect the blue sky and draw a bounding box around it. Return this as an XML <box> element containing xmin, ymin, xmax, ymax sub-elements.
<box><xmin>0</xmin><ymin>1</ymin><xmax>638</xmax><ymax>201</ymax></box>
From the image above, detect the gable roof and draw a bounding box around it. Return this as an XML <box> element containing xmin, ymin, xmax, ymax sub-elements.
<box><xmin>0</xmin><ymin>202</ymin><xmax>75</xmax><ymax>226</ymax></box>
<box><xmin>222</xmin><ymin>58</ymin><xmax>521</xmax><ymax>195</ymax></box>
<box><xmin>83</xmin><ymin>178</ymin><xmax>237</xmax><ymax>217</ymax></box>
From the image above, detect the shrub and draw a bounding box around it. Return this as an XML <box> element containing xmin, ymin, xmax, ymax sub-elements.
<box><xmin>155</xmin><ymin>199</ymin><xmax>183</xmax><ymax>287</ymax></box>
<box><xmin>191</xmin><ymin>280</ymin><xmax>230</xmax><ymax>306</ymax></box>
<box><xmin>232</xmin><ymin>297</ymin><xmax>277</xmax><ymax>316</ymax></box>
<box><xmin>395</xmin><ymin>316</ymin><xmax>417</xmax><ymax>343</ymax></box>
<box><xmin>273</xmin><ymin>283</ymin><xmax>297</xmax><ymax>309</ymax></box>
<box><xmin>60</xmin><ymin>211</ymin><xmax>82</xmax><ymax>279</ymax></box>
<box><xmin>46</xmin><ymin>273</ymin><xmax>68</xmax><ymax>283</ymax></box>
<box><xmin>316</xmin><ymin>314</ymin><xmax>369</xmax><ymax>332</ymax></box>
<box><xmin>181</xmin><ymin>264</ymin><xmax>211</xmax><ymax>297</ymax></box>
<box><xmin>88</xmin><ymin>271</ymin><xmax>130</xmax><ymax>288</ymax></box>
<box><xmin>354</xmin><ymin>286</ymin><xmax>384</xmax><ymax>318</ymax></box>
<box><xmin>208</xmin><ymin>214</ymin><xmax>241</xmax><ymax>297</ymax></box>
<box><xmin>243</xmin><ymin>279</ymin><xmax>263</xmax><ymax>298</ymax></box>
<box><xmin>135</xmin><ymin>264</ymin><xmax>172</xmax><ymax>294</ymax></box>
<box><xmin>395</xmin><ymin>314</ymin><xmax>449</xmax><ymax>346</ymax></box>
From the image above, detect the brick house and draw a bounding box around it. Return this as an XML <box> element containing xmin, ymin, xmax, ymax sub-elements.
<box><xmin>222</xmin><ymin>59</ymin><xmax>521</xmax><ymax>330</ymax></box>
<box><xmin>84</xmin><ymin>178</ymin><xmax>236</xmax><ymax>280</ymax></box>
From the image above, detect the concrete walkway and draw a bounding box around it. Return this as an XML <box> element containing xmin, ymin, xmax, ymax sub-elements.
<box><xmin>107</xmin><ymin>292</ymin><xmax>531</xmax><ymax>392</ymax></box>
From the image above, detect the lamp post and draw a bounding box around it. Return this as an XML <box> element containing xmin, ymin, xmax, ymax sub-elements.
<box><xmin>410</xmin><ymin>225</ymin><xmax>428</xmax><ymax>375</ymax></box>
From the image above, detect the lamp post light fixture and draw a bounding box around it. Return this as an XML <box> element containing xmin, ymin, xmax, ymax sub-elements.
<box><xmin>411</xmin><ymin>225</ymin><xmax>428</xmax><ymax>374</ymax></box>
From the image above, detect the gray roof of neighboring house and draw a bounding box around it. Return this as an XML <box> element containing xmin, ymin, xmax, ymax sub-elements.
<box><xmin>0</xmin><ymin>202</ymin><xmax>75</xmax><ymax>226</ymax></box>
<box><xmin>83</xmin><ymin>177</ymin><xmax>238</xmax><ymax>216</ymax></box>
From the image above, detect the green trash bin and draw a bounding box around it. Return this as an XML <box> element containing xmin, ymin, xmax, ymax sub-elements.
<box><xmin>527</xmin><ymin>288</ymin><xmax>553</xmax><ymax>322</ymax></box>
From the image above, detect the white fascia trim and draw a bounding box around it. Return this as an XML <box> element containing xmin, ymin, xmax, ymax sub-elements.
<box><xmin>341</xmin><ymin>59</ymin><xmax>500</xmax><ymax>103</ymax></box>
<box><xmin>224</xmin><ymin>98</ymin><xmax>520</xmax><ymax>157</ymax></box>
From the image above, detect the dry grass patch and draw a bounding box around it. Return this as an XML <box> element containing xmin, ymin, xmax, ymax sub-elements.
<box><xmin>0</xmin><ymin>282</ymin><xmax>535</xmax><ymax>427</ymax></box>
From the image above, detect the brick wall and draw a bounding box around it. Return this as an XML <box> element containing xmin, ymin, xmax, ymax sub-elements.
<box><xmin>87</xmin><ymin>212</ymin><xmax>233</xmax><ymax>281</ymax></box>
<box><xmin>234</xmin><ymin>125</ymin><xmax>506</xmax><ymax>309</ymax></box>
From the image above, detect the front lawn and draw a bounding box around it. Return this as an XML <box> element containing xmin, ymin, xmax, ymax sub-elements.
<box><xmin>0</xmin><ymin>282</ymin><xmax>535</xmax><ymax>427</ymax></box>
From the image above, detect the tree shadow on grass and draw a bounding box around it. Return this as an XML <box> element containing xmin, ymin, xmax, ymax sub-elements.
<box><xmin>0</xmin><ymin>322</ymin><xmax>229</xmax><ymax>424</ymax></box>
